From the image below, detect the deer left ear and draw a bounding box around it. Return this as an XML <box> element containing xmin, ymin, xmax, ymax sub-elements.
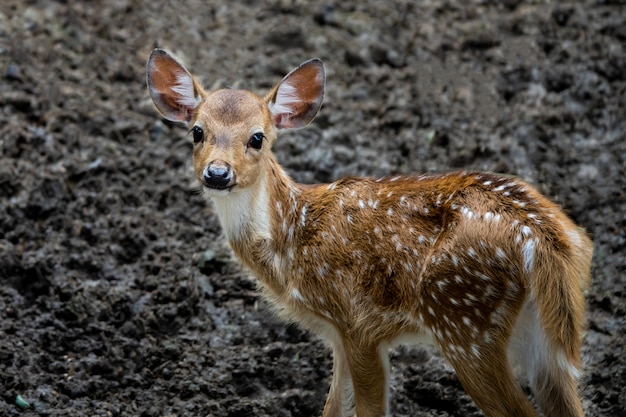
<box><xmin>146</xmin><ymin>49</ymin><xmax>204</xmax><ymax>123</ymax></box>
<box><xmin>266</xmin><ymin>59</ymin><xmax>325</xmax><ymax>130</ymax></box>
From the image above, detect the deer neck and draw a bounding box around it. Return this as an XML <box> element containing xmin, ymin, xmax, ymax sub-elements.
<box><xmin>210</xmin><ymin>155</ymin><xmax>304</xmax><ymax>284</ymax></box>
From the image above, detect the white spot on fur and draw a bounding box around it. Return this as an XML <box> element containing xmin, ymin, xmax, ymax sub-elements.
<box><xmin>461</xmin><ymin>206</ymin><xmax>474</xmax><ymax>219</ymax></box>
<box><xmin>392</xmin><ymin>234</ymin><xmax>403</xmax><ymax>251</ymax></box>
<box><xmin>291</xmin><ymin>288</ymin><xmax>304</xmax><ymax>302</ymax></box>
<box><xmin>484</xmin><ymin>285</ymin><xmax>495</xmax><ymax>298</ymax></box>
<box><xmin>493</xmin><ymin>184</ymin><xmax>507</xmax><ymax>192</ymax></box>
<box><xmin>471</xmin><ymin>344</ymin><xmax>481</xmax><ymax>358</ymax></box>
<box><xmin>478</xmin><ymin>272</ymin><xmax>491</xmax><ymax>281</ymax></box>
<box><xmin>567</xmin><ymin>229</ymin><xmax>581</xmax><ymax>248</ymax></box>
<box><xmin>318</xmin><ymin>266</ymin><xmax>328</xmax><ymax>277</ymax></box>
<box><xmin>300</xmin><ymin>205</ymin><xmax>308</xmax><ymax>226</ymax></box>
<box><xmin>522</xmin><ymin>238</ymin><xmax>536</xmax><ymax>273</ymax></box>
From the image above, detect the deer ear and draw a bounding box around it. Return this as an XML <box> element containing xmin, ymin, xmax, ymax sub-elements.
<box><xmin>266</xmin><ymin>59</ymin><xmax>325</xmax><ymax>130</ymax></box>
<box><xmin>146</xmin><ymin>49</ymin><xmax>204</xmax><ymax>123</ymax></box>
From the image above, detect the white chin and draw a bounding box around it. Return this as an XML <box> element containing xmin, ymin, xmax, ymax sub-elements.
<box><xmin>203</xmin><ymin>187</ymin><xmax>235</xmax><ymax>198</ymax></box>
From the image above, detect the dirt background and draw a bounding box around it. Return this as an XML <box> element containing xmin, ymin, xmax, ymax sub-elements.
<box><xmin>1</xmin><ymin>0</ymin><xmax>625</xmax><ymax>416</ymax></box>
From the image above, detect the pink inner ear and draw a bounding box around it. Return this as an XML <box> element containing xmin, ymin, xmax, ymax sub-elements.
<box><xmin>270</xmin><ymin>81</ymin><xmax>299</xmax><ymax>116</ymax></box>
<box><xmin>273</xmin><ymin>112</ymin><xmax>297</xmax><ymax>129</ymax></box>
<box><xmin>269</xmin><ymin>61</ymin><xmax>324</xmax><ymax>129</ymax></box>
<box><xmin>171</xmin><ymin>71</ymin><xmax>202</xmax><ymax>109</ymax></box>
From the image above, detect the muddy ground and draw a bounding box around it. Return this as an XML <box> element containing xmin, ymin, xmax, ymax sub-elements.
<box><xmin>0</xmin><ymin>0</ymin><xmax>625</xmax><ymax>416</ymax></box>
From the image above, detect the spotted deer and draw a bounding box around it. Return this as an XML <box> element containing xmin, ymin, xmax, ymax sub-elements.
<box><xmin>146</xmin><ymin>49</ymin><xmax>592</xmax><ymax>417</ymax></box>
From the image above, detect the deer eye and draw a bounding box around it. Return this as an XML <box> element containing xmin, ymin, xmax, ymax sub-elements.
<box><xmin>248</xmin><ymin>132</ymin><xmax>264</xmax><ymax>150</ymax></box>
<box><xmin>191</xmin><ymin>126</ymin><xmax>204</xmax><ymax>144</ymax></box>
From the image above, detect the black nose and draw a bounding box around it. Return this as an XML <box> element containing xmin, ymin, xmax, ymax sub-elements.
<box><xmin>203</xmin><ymin>164</ymin><xmax>232</xmax><ymax>189</ymax></box>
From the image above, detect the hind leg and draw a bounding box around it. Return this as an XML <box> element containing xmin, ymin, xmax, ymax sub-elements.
<box><xmin>516</xmin><ymin>301</ymin><xmax>584</xmax><ymax>417</ymax></box>
<box><xmin>533</xmin><ymin>366</ymin><xmax>584</xmax><ymax>417</ymax></box>
<box><xmin>444</xmin><ymin>341</ymin><xmax>538</xmax><ymax>417</ymax></box>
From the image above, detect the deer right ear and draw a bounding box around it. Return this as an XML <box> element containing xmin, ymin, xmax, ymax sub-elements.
<box><xmin>146</xmin><ymin>49</ymin><xmax>204</xmax><ymax>123</ymax></box>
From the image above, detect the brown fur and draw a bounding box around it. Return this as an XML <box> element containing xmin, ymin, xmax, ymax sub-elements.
<box><xmin>147</xmin><ymin>50</ymin><xmax>593</xmax><ymax>417</ymax></box>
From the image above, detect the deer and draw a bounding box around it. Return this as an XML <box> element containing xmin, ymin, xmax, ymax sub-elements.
<box><xmin>146</xmin><ymin>48</ymin><xmax>593</xmax><ymax>417</ymax></box>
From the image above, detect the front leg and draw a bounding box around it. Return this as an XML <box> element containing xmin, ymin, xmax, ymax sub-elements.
<box><xmin>343</xmin><ymin>341</ymin><xmax>390</xmax><ymax>417</ymax></box>
<box><xmin>323</xmin><ymin>341</ymin><xmax>355</xmax><ymax>417</ymax></box>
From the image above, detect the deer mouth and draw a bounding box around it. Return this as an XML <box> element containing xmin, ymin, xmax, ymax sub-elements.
<box><xmin>203</xmin><ymin>181</ymin><xmax>236</xmax><ymax>192</ymax></box>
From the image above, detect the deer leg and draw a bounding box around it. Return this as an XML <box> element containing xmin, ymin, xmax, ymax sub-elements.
<box><xmin>532</xmin><ymin>366</ymin><xmax>584</xmax><ymax>417</ymax></box>
<box><xmin>521</xmin><ymin>302</ymin><xmax>585</xmax><ymax>417</ymax></box>
<box><xmin>444</xmin><ymin>341</ymin><xmax>538</xmax><ymax>417</ymax></box>
<box><xmin>342</xmin><ymin>341</ymin><xmax>390</xmax><ymax>417</ymax></box>
<box><xmin>323</xmin><ymin>341</ymin><xmax>355</xmax><ymax>417</ymax></box>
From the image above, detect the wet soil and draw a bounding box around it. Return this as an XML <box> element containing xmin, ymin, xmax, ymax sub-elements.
<box><xmin>1</xmin><ymin>0</ymin><xmax>625</xmax><ymax>416</ymax></box>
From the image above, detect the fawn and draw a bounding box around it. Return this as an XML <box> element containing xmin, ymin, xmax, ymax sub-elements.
<box><xmin>146</xmin><ymin>49</ymin><xmax>592</xmax><ymax>417</ymax></box>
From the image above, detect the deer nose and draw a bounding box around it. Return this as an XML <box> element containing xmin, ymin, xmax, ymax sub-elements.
<box><xmin>203</xmin><ymin>163</ymin><xmax>233</xmax><ymax>190</ymax></box>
